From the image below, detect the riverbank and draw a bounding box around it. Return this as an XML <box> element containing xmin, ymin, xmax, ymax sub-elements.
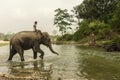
<box><xmin>52</xmin><ymin>35</ymin><xmax>107</xmax><ymax>47</ymax></box>
<box><xmin>53</xmin><ymin>40</ymin><xmax>105</xmax><ymax>47</ymax></box>
<box><xmin>0</xmin><ymin>41</ymin><xmax>9</xmax><ymax>47</ymax></box>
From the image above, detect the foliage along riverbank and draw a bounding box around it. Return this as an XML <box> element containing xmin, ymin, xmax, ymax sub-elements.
<box><xmin>54</xmin><ymin>35</ymin><xmax>110</xmax><ymax>47</ymax></box>
<box><xmin>53</xmin><ymin>0</ymin><xmax>120</xmax><ymax>49</ymax></box>
<box><xmin>0</xmin><ymin>41</ymin><xmax>9</xmax><ymax>47</ymax></box>
<box><xmin>53</xmin><ymin>35</ymin><xmax>120</xmax><ymax>52</ymax></box>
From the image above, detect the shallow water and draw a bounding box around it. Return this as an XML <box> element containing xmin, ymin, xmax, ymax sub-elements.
<box><xmin>0</xmin><ymin>44</ymin><xmax>120</xmax><ymax>80</ymax></box>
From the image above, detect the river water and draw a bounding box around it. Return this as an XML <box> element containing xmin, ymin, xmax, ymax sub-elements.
<box><xmin>0</xmin><ymin>44</ymin><xmax>120</xmax><ymax>80</ymax></box>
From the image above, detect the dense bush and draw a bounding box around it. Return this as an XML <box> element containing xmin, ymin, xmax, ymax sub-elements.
<box><xmin>73</xmin><ymin>20</ymin><xmax>111</xmax><ymax>41</ymax></box>
<box><xmin>89</xmin><ymin>21</ymin><xmax>111</xmax><ymax>40</ymax></box>
<box><xmin>111</xmin><ymin>37</ymin><xmax>120</xmax><ymax>44</ymax></box>
<box><xmin>57</xmin><ymin>34</ymin><xmax>73</xmax><ymax>41</ymax></box>
<box><xmin>103</xmin><ymin>37</ymin><xmax>120</xmax><ymax>46</ymax></box>
<box><xmin>109</xmin><ymin>1</ymin><xmax>120</xmax><ymax>32</ymax></box>
<box><xmin>73</xmin><ymin>20</ymin><xmax>91</xmax><ymax>41</ymax></box>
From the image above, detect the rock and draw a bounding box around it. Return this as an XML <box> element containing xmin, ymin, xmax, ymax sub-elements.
<box><xmin>104</xmin><ymin>43</ymin><xmax>120</xmax><ymax>52</ymax></box>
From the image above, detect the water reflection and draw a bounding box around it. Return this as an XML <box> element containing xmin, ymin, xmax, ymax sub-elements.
<box><xmin>77</xmin><ymin>53</ymin><xmax>120</xmax><ymax>80</ymax></box>
<box><xmin>8</xmin><ymin>60</ymin><xmax>52</xmax><ymax>79</ymax></box>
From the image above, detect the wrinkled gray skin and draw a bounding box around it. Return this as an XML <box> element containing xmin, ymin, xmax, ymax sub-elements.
<box><xmin>8</xmin><ymin>31</ymin><xmax>59</xmax><ymax>61</ymax></box>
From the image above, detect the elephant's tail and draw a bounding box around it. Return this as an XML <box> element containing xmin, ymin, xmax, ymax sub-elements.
<box><xmin>9</xmin><ymin>41</ymin><xmax>12</xmax><ymax>53</ymax></box>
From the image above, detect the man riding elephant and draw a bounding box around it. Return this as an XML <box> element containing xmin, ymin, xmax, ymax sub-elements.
<box><xmin>8</xmin><ymin>30</ymin><xmax>59</xmax><ymax>61</ymax></box>
<box><xmin>33</xmin><ymin>21</ymin><xmax>43</xmax><ymax>36</ymax></box>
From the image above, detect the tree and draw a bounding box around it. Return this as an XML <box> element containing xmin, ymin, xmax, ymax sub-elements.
<box><xmin>52</xmin><ymin>30</ymin><xmax>57</xmax><ymax>36</ymax></box>
<box><xmin>73</xmin><ymin>0</ymin><xmax>118</xmax><ymax>23</ymax></box>
<box><xmin>72</xmin><ymin>0</ymin><xmax>119</xmax><ymax>41</ymax></box>
<box><xmin>0</xmin><ymin>33</ymin><xmax>4</xmax><ymax>40</ymax></box>
<box><xmin>109</xmin><ymin>1</ymin><xmax>120</xmax><ymax>32</ymax></box>
<box><xmin>73</xmin><ymin>19</ymin><xmax>91</xmax><ymax>41</ymax></box>
<box><xmin>54</xmin><ymin>8</ymin><xmax>74</xmax><ymax>35</ymax></box>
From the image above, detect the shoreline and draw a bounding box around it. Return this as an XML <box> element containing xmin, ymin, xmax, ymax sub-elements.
<box><xmin>0</xmin><ymin>40</ymin><xmax>103</xmax><ymax>48</ymax></box>
<box><xmin>0</xmin><ymin>41</ymin><xmax>9</xmax><ymax>47</ymax></box>
<box><xmin>53</xmin><ymin>41</ymin><xmax>102</xmax><ymax>47</ymax></box>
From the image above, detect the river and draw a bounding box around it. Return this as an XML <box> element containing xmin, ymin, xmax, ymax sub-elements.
<box><xmin>0</xmin><ymin>44</ymin><xmax>120</xmax><ymax>80</ymax></box>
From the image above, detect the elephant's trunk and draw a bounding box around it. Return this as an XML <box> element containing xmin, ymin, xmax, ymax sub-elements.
<box><xmin>49</xmin><ymin>44</ymin><xmax>59</xmax><ymax>55</ymax></box>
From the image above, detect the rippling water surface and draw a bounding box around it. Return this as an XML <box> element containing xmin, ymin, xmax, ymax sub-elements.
<box><xmin>0</xmin><ymin>44</ymin><xmax>120</xmax><ymax>80</ymax></box>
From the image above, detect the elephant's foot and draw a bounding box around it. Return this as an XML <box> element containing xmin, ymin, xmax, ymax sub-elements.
<box><xmin>8</xmin><ymin>57</ymin><xmax>12</xmax><ymax>61</ymax></box>
<box><xmin>34</xmin><ymin>57</ymin><xmax>37</xmax><ymax>59</ymax></box>
<box><xmin>39</xmin><ymin>55</ymin><xmax>43</xmax><ymax>59</ymax></box>
<box><xmin>33</xmin><ymin>52</ymin><xmax>37</xmax><ymax>59</ymax></box>
<box><xmin>33</xmin><ymin>55</ymin><xmax>37</xmax><ymax>59</ymax></box>
<box><xmin>21</xmin><ymin>58</ymin><xmax>25</xmax><ymax>61</ymax></box>
<box><xmin>8</xmin><ymin>59</ymin><xmax>12</xmax><ymax>61</ymax></box>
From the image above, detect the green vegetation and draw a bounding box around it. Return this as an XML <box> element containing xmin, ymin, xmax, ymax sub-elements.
<box><xmin>54</xmin><ymin>0</ymin><xmax>120</xmax><ymax>46</ymax></box>
<box><xmin>0</xmin><ymin>33</ymin><xmax>14</xmax><ymax>41</ymax></box>
<box><xmin>57</xmin><ymin>34</ymin><xmax>73</xmax><ymax>41</ymax></box>
<box><xmin>0</xmin><ymin>42</ymin><xmax>8</xmax><ymax>47</ymax></box>
<box><xmin>54</xmin><ymin>8</ymin><xmax>74</xmax><ymax>35</ymax></box>
<box><xmin>0</xmin><ymin>33</ymin><xmax>13</xmax><ymax>47</ymax></box>
<box><xmin>73</xmin><ymin>20</ymin><xmax>91</xmax><ymax>41</ymax></box>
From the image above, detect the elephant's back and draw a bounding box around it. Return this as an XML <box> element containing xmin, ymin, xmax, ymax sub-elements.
<box><xmin>10</xmin><ymin>31</ymin><xmax>37</xmax><ymax>42</ymax></box>
<box><xmin>10</xmin><ymin>31</ymin><xmax>38</xmax><ymax>48</ymax></box>
<box><xmin>17</xmin><ymin>31</ymin><xmax>35</xmax><ymax>35</ymax></box>
<box><xmin>14</xmin><ymin>31</ymin><xmax>36</xmax><ymax>37</ymax></box>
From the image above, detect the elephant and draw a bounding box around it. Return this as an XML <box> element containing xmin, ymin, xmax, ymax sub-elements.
<box><xmin>8</xmin><ymin>30</ymin><xmax>59</xmax><ymax>61</ymax></box>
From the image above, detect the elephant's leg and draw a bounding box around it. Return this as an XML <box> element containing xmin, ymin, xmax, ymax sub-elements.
<box><xmin>33</xmin><ymin>46</ymin><xmax>44</xmax><ymax>59</ymax></box>
<box><xmin>19</xmin><ymin>50</ymin><xmax>24</xmax><ymax>61</ymax></box>
<box><xmin>38</xmin><ymin>49</ymin><xmax>44</xmax><ymax>59</ymax></box>
<box><xmin>32</xmin><ymin>49</ymin><xmax>37</xmax><ymax>59</ymax></box>
<box><xmin>16</xmin><ymin>46</ymin><xmax>24</xmax><ymax>61</ymax></box>
<box><xmin>8</xmin><ymin>48</ymin><xmax>17</xmax><ymax>61</ymax></box>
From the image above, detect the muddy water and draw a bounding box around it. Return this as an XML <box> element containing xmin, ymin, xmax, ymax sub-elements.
<box><xmin>0</xmin><ymin>45</ymin><xmax>120</xmax><ymax>80</ymax></box>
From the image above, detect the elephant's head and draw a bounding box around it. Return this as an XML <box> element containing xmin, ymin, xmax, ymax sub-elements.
<box><xmin>41</xmin><ymin>32</ymin><xmax>59</xmax><ymax>55</ymax></box>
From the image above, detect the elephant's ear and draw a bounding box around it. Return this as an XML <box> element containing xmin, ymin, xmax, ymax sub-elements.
<box><xmin>42</xmin><ymin>32</ymin><xmax>51</xmax><ymax>42</ymax></box>
<box><xmin>43</xmin><ymin>32</ymin><xmax>49</xmax><ymax>38</ymax></box>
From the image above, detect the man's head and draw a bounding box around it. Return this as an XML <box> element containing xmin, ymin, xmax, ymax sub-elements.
<box><xmin>34</xmin><ymin>21</ymin><xmax>37</xmax><ymax>24</ymax></box>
